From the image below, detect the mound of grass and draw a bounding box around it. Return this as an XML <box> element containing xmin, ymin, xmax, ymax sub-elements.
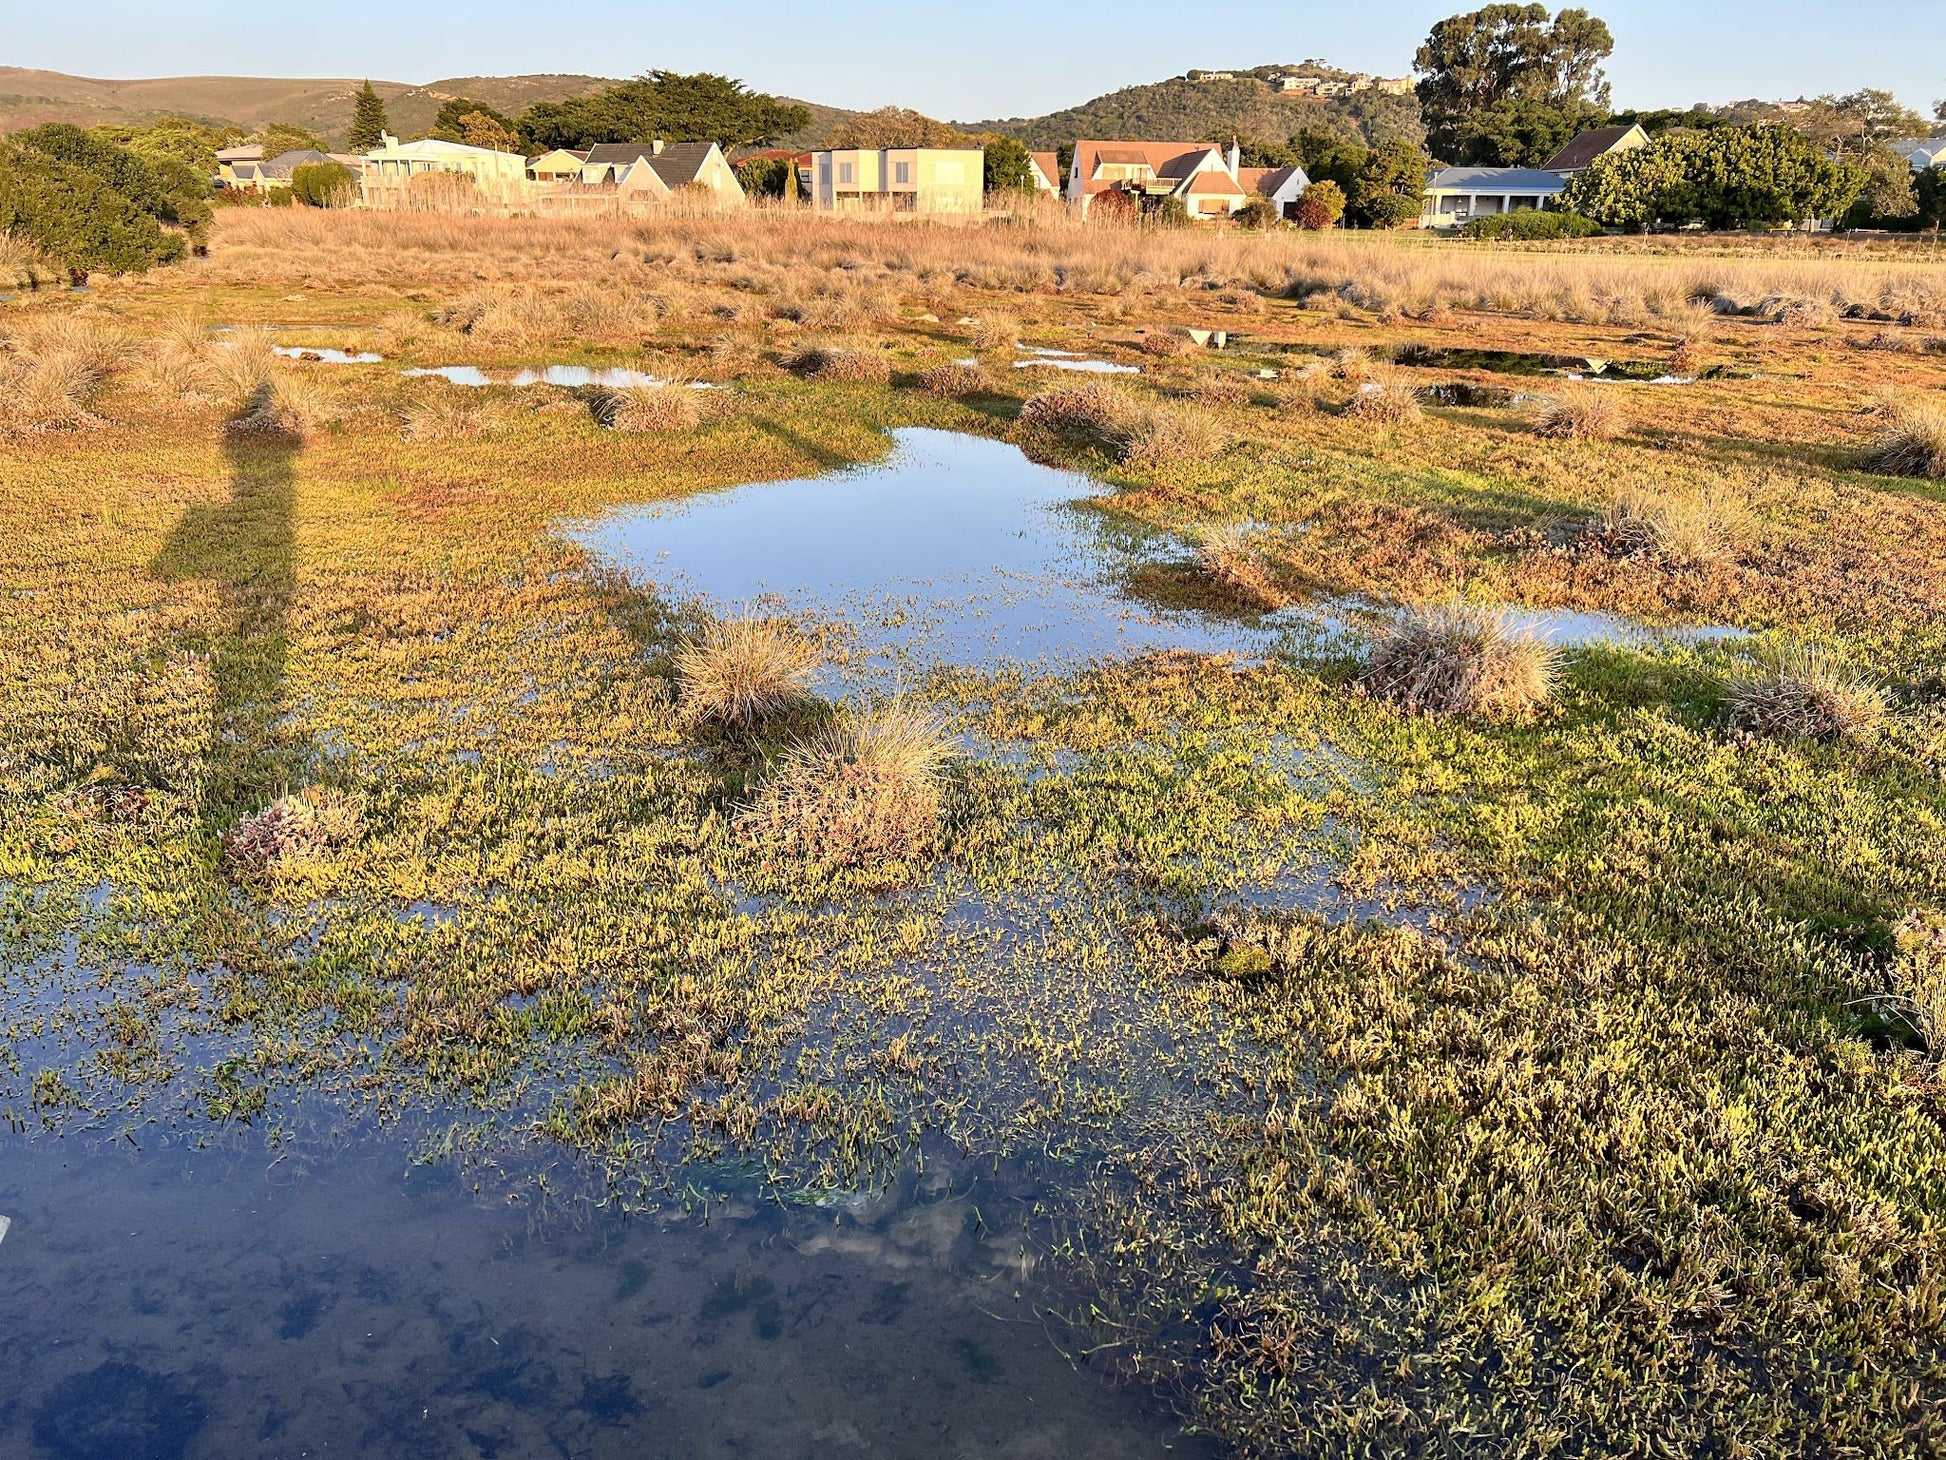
<box><xmin>601</xmin><ymin>384</ymin><xmax>702</xmax><ymax>434</ymax></box>
<box><xmin>1363</xmin><ymin>604</ymin><xmax>1556</xmax><ymax>720</ymax></box>
<box><xmin>1140</xmin><ymin>329</ymin><xmax>1197</xmax><ymax>358</ymax></box>
<box><xmin>738</xmin><ymin>699</ymin><xmax>952</xmax><ymax>868</ymax></box>
<box><xmin>1865</xmin><ymin>393</ymin><xmax>1946</xmax><ymax>480</ymax></box>
<box><xmin>673</xmin><ymin>616</ymin><xmax>820</xmax><ymax>730</ymax></box>
<box><xmin>1535</xmin><ymin>389</ymin><xmax>1626</xmax><ymax>441</ymax></box>
<box><xmin>787</xmin><ymin>344</ymin><xmax>891</xmax><ymax>385</ymax></box>
<box><xmin>970</xmin><ymin>312</ymin><xmax>1019</xmax><ymax>353</ymax></box>
<box><xmin>1193</xmin><ymin>524</ymin><xmax>1287</xmax><ymax>611</ymax></box>
<box><xmin>1114</xmin><ymin>404</ymin><xmax>1223</xmax><ymax>468</ymax></box>
<box><xmin>1017</xmin><ymin>381</ymin><xmax>1131</xmax><ymax>436</ymax></box>
<box><xmin>399</xmin><ymin>388</ymin><xmax>519</xmax><ymax>442</ymax></box>
<box><xmin>0</xmin><ymin>312</ymin><xmax>124</xmax><ymax>434</ymax></box>
<box><xmin>1597</xmin><ymin>486</ymin><xmax>1732</xmax><ymax>564</ymax></box>
<box><xmin>1343</xmin><ymin>377</ymin><xmax>1424</xmax><ymax>425</ymax></box>
<box><xmin>226</xmin><ymin>788</ymin><xmax>362</xmax><ymax>880</ymax></box>
<box><xmin>913</xmin><ymin>360</ymin><xmax>990</xmax><ymax>398</ymax></box>
<box><xmin>1729</xmin><ymin>645</ymin><xmax>1886</xmax><ymax>743</ymax></box>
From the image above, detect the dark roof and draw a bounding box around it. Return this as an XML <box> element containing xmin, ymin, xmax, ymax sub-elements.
<box><xmin>581</xmin><ymin>141</ymin><xmax>718</xmax><ymax>186</ymax></box>
<box><xmin>1542</xmin><ymin>125</ymin><xmax>1638</xmax><ymax>173</ymax></box>
<box><xmin>260</xmin><ymin>149</ymin><xmax>334</xmax><ymax>180</ymax></box>
<box><xmin>1429</xmin><ymin>166</ymin><xmax>1568</xmax><ymax>193</ymax></box>
<box><xmin>583</xmin><ymin>142</ymin><xmax>657</xmax><ymax>168</ymax></box>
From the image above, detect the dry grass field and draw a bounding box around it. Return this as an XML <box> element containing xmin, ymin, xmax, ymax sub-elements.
<box><xmin>7</xmin><ymin>206</ymin><xmax>1946</xmax><ymax>1456</ymax></box>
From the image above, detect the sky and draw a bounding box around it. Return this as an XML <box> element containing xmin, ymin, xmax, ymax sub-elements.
<box><xmin>7</xmin><ymin>1</ymin><xmax>1943</xmax><ymax>124</ymax></box>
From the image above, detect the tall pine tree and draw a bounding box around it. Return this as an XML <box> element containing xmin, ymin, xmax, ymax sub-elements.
<box><xmin>348</xmin><ymin>81</ymin><xmax>388</xmax><ymax>152</ymax></box>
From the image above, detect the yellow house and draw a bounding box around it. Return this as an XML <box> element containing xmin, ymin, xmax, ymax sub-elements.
<box><xmin>811</xmin><ymin>148</ymin><xmax>984</xmax><ymax>215</ymax></box>
<box><xmin>359</xmin><ymin>133</ymin><xmax>531</xmax><ymax>208</ymax></box>
<box><xmin>527</xmin><ymin>148</ymin><xmax>589</xmax><ymax>182</ymax></box>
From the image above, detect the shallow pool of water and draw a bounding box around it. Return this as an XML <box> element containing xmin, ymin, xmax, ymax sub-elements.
<box><xmin>405</xmin><ymin>365</ymin><xmax>683</xmax><ymax>389</ymax></box>
<box><xmin>1014</xmin><ymin>350</ymin><xmax>1140</xmax><ymax>375</ymax></box>
<box><xmin>0</xmin><ymin>1124</ymin><xmax>1204</xmax><ymax>1460</ymax></box>
<box><xmin>569</xmin><ymin>428</ymin><xmax>1327</xmax><ymax>684</ymax></box>
<box><xmin>271</xmin><ymin>345</ymin><xmax>383</xmax><ymax>365</ymax></box>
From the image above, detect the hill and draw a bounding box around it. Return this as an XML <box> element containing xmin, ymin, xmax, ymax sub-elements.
<box><xmin>970</xmin><ymin>73</ymin><xmax>1423</xmax><ymax>151</ymax></box>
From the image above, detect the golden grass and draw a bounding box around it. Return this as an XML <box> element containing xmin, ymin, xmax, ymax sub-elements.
<box><xmin>1342</xmin><ymin>374</ymin><xmax>1425</xmax><ymax>425</ymax></box>
<box><xmin>787</xmin><ymin>343</ymin><xmax>892</xmax><ymax>385</ymax></box>
<box><xmin>0</xmin><ymin>312</ymin><xmax>125</xmax><ymax>434</ymax></box>
<box><xmin>673</xmin><ymin>616</ymin><xmax>820</xmax><ymax>730</ymax></box>
<box><xmin>738</xmin><ymin>699</ymin><xmax>951</xmax><ymax>868</ymax></box>
<box><xmin>1363</xmin><ymin>604</ymin><xmax>1557</xmax><ymax>720</ymax></box>
<box><xmin>1729</xmin><ymin>645</ymin><xmax>1887</xmax><ymax>742</ymax></box>
<box><xmin>1114</xmin><ymin>403</ymin><xmax>1224</xmax><ymax>468</ymax></box>
<box><xmin>1192</xmin><ymin>524</ymin><xmax>1288</xmax><ymax>611</ymax></box>
<box><xmin>601</xmin><ymin>384</ymin><xmax>703</xmax><ymax>434</ymax></box>
<box><xmin>1535</xmin><ymin>388</ymin><xmax>1627</xmax><ymax>441</ymax></box>
<box><xmin>1597</xmin><ymin>485</ymin><xmax>1735</xmax><ymax>564</ymax></box>
<box><xmin>1017</xmin><ymin>381</ymin><xmax>1131</xmax><ymax>436</ymax></box>
<box><xmin>913</xmin><ymin>359</ymin><xmax>991</xmax><ymax>398</ymax></box>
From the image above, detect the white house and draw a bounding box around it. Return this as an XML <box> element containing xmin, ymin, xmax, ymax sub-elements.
<box><xmin>1895</xmin><ymin>138</ymin><xmax>1946</xmax><ymax>172</ymax></box>
<box><xmin>1237</xmin><ymin>164</ymin><xmax>1312</xmax><ymax>219</ymax></box>
<box><xmin>360</xmin><ymin>134</ymin><xmax>530</xmax><ymax>207</ymax></box>
<box><xmin>1421</xmin><ymin>166</ymin><xmax>1567</xmax><ymax>227</ymax></box>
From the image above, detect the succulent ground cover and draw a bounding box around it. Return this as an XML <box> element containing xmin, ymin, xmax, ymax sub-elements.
<box><xmin>4</xmin><ymin>210</ymin><xmax>1946</xmax><ymax>1455</ymax></box>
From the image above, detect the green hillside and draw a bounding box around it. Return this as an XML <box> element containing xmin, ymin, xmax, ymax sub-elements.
<box><xmin>971</xmin><ymin>74</ymin><xmax>1423</xmax><ymax>150</ymax></box>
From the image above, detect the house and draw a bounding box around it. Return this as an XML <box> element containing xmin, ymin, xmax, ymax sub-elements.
<box><xmin>1542</xmin><ymin>123</ymin><xmax>1650</xmax><ymax>176</ymax></box>
<box><xmin>1027</xmin><ymin>151</ymin><xmax>1061</xmax><ymax>194</ymax></box>
<box><xmin>1065</xmin><ymin>140</ymin><xmax>1234</xmax><ymax>218</ymax></box>
<box><xmin>215</xmin><ymin>144</ymin><xmax>263</xmax><ymax>187</ymax></box>
<box><xmin>225</xmin><ymin>149</ymin><xmax>365</xmax><ymax>190</ymax></box>
<box><xmin>360</xmin><ymin>134</ymin><xmax>531</xmax><ymax>207</ymax></box>
<box><xmin>1895</xmin><ymin>138</ymin><xmax>1946</xmax><ymax>172</ymax></box>
<box><xmin>810</xmin><ymin>148</ymin><xmax>985</xmax><ymax>214</ymax></box>
<box><xmin>1237</xmin><ymin>164</ymin><xmax>1312</xmax><ymax>220</ymax></box>
<box><xmin>1421</xmin><ymin>167</ymin><xmax>1567</xmax><ymax>227</ymax></box>
<box><xmin>527</xmin><ymin>148</ymin><xmax>589</xmax><ymax>182</ymax></box>
<box><xmin>579</xmin><ymin>141</ymin><xmax>745</xmax><ymax>206</ymax></box>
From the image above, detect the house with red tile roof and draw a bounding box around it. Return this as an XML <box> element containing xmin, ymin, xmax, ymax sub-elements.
<box><xmin>1236</xmin><ymin>164</ymin><xmax>1313</xmax><ymax>219</ymax></box>
<box><xmin>1065</xmin><ymin>140</ymin><xmax>1309</xmax><ymax>220</ymax></box>
<box><xmin>1027</xmin><ymin>151</ymin><xmax>1061</xmax><ymax>194</ymax></box>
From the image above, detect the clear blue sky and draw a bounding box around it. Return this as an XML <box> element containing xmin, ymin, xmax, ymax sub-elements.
<box><xmin>9</xmin><ymin>1</ymin><xmax>1943</xmax><ymax>124</ymax></box>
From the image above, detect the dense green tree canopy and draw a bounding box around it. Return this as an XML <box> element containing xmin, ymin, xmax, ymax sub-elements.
<box><xmin>826</xmin><ymin>107</ymin><xmax>968</xmax><ymax>149</ymax></box>
<box><xmin>517</xmin><ymin>73</ymin><xmax>810</xmax><ymax>151</ymax></box>
<box><xmin>348</xmin><ymin>81</ymin><xmax>389</xmax><ymax>152</ymax></box>
<box><xmin>254</xmin><ymin>122</ymin><xmax>327</xmax><ymax>159</ymax></box>
<box><xmin>1307</xmin><ymin>137</ymin><xmax>1431</xmax><ymax>228</ymax></box>
<box><xmin>14</xmin><ymin>122</ymin><xmax>211</xmax><ymax>240</ymax></box>
<box><xmin>290</xmin><ymin>160</ymin><xmax>358</xmax><ymax>207</ymax></box>
<box><xmin>734</xmin><ymin>155</ymin><xmax>793</xmax><ymax>199</ymax></box>
<box><xmin>428</xmin><ymin>99</ymin><xmax>516</xmax><ymax>145</ymax></box>
<box><xmin>1415</xmin><ymin>6</ymin><xmax>1614</xmax><ymax>160</ymax></box>
<box><xmin>0</xmin><ymin>139</ymin><xmax>188</xmax><ymax>278</ymax></box>
<box><xmin>1565</xmin><ymin>124</ymin><xmax>1867</xmax><ymax>230</ymax></box>
<box><xmin>979</xmin><ymin>134</ymin><xmax>1034</xmax><ymax>192</ymax></box>
<box><xmin>1447</xmin><ymin>94</ymin><xmax>1608</xmax><ymax>165</ymax></box>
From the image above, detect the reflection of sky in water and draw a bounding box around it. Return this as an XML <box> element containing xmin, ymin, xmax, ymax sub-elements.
<box><xmin>404</xmin><ymin>364</ymin><xmax>680</xmax><ymax>388</ymax></box>
<box><xmin>271</xmin><ymin>345</ymin><xmax>382</xmax><ymax>364</ymax></box>
<box><xmin>569</xmin><ymin>428</ymin><xmax>1333</xmax><ymax>688</ymax></box>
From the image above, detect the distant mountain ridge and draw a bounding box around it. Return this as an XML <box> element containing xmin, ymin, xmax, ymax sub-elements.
<box><xmin>969</xmin><ymin>72</ymin><xmax>1424</xmax><ymax>151</ymax></box>
<box><xmin>0</xmin><ymin>68</ymin><xmax>846</xmax><ymax>149</ymax></box>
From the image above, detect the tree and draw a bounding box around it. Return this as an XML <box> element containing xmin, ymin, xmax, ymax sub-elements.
<box><xmin>0</xmin><ymin>139</ymin><xmax>187</xmax><ymax>280</ymax></box>
<box><xmin>255</xmin><ymin>122</ymin><xmax>326</xmax><ymax>159</ymax></box>
<box><xmin>290</xmin><ymin>160</ymin><xmax>357</xmax><ymax>207</ymax></box>
<box><xmin>1448</xmin><ymin>94</ymin><xmax>1607</xmax><ymax>166</ymax></box>
<box><xmin>1238</xmin><ymin>139</ymin><xmax>1300</xmax><ymax>169</ymax></box>
<box><xmin>26</xmin><ymin>122</ymin><xmax>215</xmax><ymax>242</ymax></box>
<box><xmin>517</xmin><ymin>72</ymin><xmax>810</xmax><ymax>151</ymax></box>
<box><xmin>430</xmin><ymin>98</ymin><xmax>515</xmax><ymax>143</ymax></box>
<box><xmin>348</xmin><ymin>81</ymin><xmax>388</xmax><ymax>152</ymax></box>
<box><xmin>1565</xmin><ymin>123</ymin><xmax>1867</xmax><ymax>230</ymax></box>
<box><xmin>1849</xmin><ymin>145</ymin><xmax>1919</xmax><ymax>223</ymax></box>
<box><xmin>1791</xmin><ymin>90</ymin><xmax>1929</xmax><ymax>163</ymax></box>
<box><xmin>1292</xmin><ymin>178</ymin><xmax>1347</xmax><ymax>229</ymax></box>
<box><xmin>827</xmin><ymin>107</ymin><xmax>967</xmax><ymax>149</ymax></box>
<box><xmin>1414</xmin><ymin>5</ymin><xmax>1615</xmax><ymax>160</ymax></box>
<box><xmin>734</xmin><ymin>155</ymin><xmax>793</xmax><ymax>198</ymax></box>
<box><xmin>1232</xmin><ymin>197</ymin><xmax>1280</xmax><ymax>229</ymax></box>
<box><xmin>980</xmin><ymin>134</ymin><xmax>1034</xmax><ymax>192</ymax></box>
<box><xmin>1345</xmin><ymin>138</ymin><xmax>1431</xmax><ymax>228</ymax></box>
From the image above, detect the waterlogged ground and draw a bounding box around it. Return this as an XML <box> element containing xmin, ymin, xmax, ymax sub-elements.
<box><xmin>9</xmin><ymin>212</ymin><xmax>1946</xmax><ymax>1458</ymax></box>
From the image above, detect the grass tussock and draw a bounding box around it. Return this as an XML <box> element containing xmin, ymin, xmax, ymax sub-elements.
<box><xmin>1535</xmin><ymin>389</ymin><xmax>1627</xmax><ymax>441</ymax></box>
<box><xmin>226</xmin><ymin>789</ymin><xmax>363</xmax><ymax>880</ymax></box>
<box><xmin>1342</xmin><ymin>375</ymin><xmax>1425</xmax><ymax>425</ymax></box>
<box><xmin>913</xmin><ymin>360</ymin><xmax>991</xmax><ymax>398</ymax></box>
<box><xmin>1891</xmin><ymin>911</ymin><xmax>1946</xmax><ymax>1063</ymax></box>
<box><xmin>399</xmin><ymin>388</ymin><xmax>521</xmax><ymax>442</ymax></box>
<box><xmin>1596</xmin><ymin>486</ymin><xmax>1734</xmax><ymax>564</ymax></box>
<box><xmin>970</xmin><ymin>312</ymin><xmax>1019</xmax><ymax>353</ymax></box>
<box><xmin>787</xmin><ymin>344</ymin><xmax>891</xmax><ymax>386</ymax></box>
<box><xmin>1114</xmin><ymin>404</ymin><xmax>1224</xmax><ymax>468</ymax></box>
<box><xmin>0</xmin><ymin>312</ymin><xmax>125</xmax><ymax>434</ymax></box>
<box><xmin>1729</xmin><ymin>645</ymin><xmax>1886</xmax><ymax>743</ymax></box>
<box><xmin>601</xmin><ymin>384</ymin><xmax>703</xmax><ymax>434</ymax></box>
<box><xmin>1193</xmin><ymin>525</ymin><xmax>1288</xmax><ymax>611</ymax></box>
<box><xmin>673</xmin><ymin>616</ymin><xmax>820</xmax><ymax>730</ymax></box>
<box><xmin>1017</xmin><ymin>381</ymin><xmax>1132</xmax><ymax>436</ymax></box>
<box><xmin>738</xmin><ymin>700</ymin><xmax>951</xmax><ymax>869</ymax></box>
<box><xmin>1865</xmin><ymin>393</ymin><xmax>1946</xmax><ymax>480</ymax></box>
<box><xmin>1140</xmin><ymin>328</ymin><xmax>1198</xmax><ymax>358</ymax></box>
<box><xmin>1364</xmin><ymin>604</ymin><xmax>1557</xmax><ymax>720</ymax></box>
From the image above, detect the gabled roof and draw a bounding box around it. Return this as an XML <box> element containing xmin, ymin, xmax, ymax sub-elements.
<box><xmin>528</xmin><ymin>147</ymin><xmax>590</xmax><ymax>166</ymax></box>
<box><xmin>584</xmin><ymin>141</ymin><xmax>659</xmax><ymax>168</ymax></box>
<box><xmin>639</xmin><ymin>142</ymin><xmax>720</xmax><ymax>187</ymax></box>
<box><xmin>1237</xmin><ymin>165</ymin><xmax>1310</xmax><ymax>198</ymax></box>
<box><xmin>1183</xmin><ymin>170</ymin><xmax>1246</xmax><ymax>196</ymax></box>
<box><xmin>1542</xmin><ymin>124</ymin><xmax>1646</xmax><ymax>173</ymax></box>
<box><xmin>216</xmin><ymin>144</ymin><xmax>263</xmax><ymax>163</ymax></box>
<box><xmin>368</xmin><ymin>136</ymin><xmax>519</xmax><ymax>161</ymax></box>
<box><xmin>1428</xmin><ymin>166</ymin><xmax>1568</xmax><ymax>193</ymax></box>
<box><xmin>260</xmin><ymin>149</ymin><xmax>333</xmax><ymax>179</ymax></box>
<box><xmin>1029</xmin><ymin>151</ymin><xmax>1060</xmax><ymax>188</ymax></box>
<box><xmin>1072</xmin><ymin>140</ymin><xmax>1222</xmax><ymax>188</ymax></box>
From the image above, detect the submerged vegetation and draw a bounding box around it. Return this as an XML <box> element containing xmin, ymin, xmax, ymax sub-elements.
<box><xmin>7</xmin><ymin>206</ymin><xmax>1946</xmax><ymax>1458</ymax></box>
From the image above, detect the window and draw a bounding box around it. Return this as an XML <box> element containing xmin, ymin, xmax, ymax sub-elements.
<box><xmin>893</xmin><ymin>161</ymin><xmax>912</xmax><ymax>185</ymax></box>
<box><xmin>838</xmin><ymin>161</ymin><xmax>854</xmax><ymax>185</ymax></box>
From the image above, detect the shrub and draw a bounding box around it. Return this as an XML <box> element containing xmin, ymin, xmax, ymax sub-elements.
<box><xmin>738</xmin><ymin>700</ymin><xmax>952</xmax><ymax>868</ymax></box>
<box><xmin>1865</xmin><ymin>393</ymin><xmax>1946</xmax><ymax>480</ymax></box>
<box><xmin>673</xmin><ymin>616</ymin><xmax>820</xmax><ymax>730</ymax></box>
<box><xmin>226</xmin><ymin>788</ymin><xmax>362</xmax><ymax>879</ymax></box>
<box><xmin>290</xmin><ymin>161</ymin><xmax>357</xmax><ymax>208</ymax></box>
<box><xmin>1462</xmin><ymin>209</ymin><xmax>1603</xmax><ymax>241</ymax></box>
<box><xmin>1364</xmin><ymin>605</ymin><xmax>1557</xmax><ymax>720</ymax></box>
<box><xmin>1729</xmin><ymin>646</ymin><xmax>1886</xmax><ymax>743</ymax></box>
<box><xmin>787</xmin><ymin>344</ymin><xmax>891</xmax><ymax>385</ymax></box>
<box><xmin>1017</xmin><ymin>381</ymin><xmax>1131</xmax><ymax>436</ymax></box>
<box><xmin>1193</xmin><ymin>525</ymin><xmax>1287</xmax><ymax>611</ymax></box>
<box><xmin>1535</xmin><ymin>389</ymin><xmax>1626</xmax><ymax>441</ymax></box>
<box><xmin>1113</xmin><ymin>404</ymin><xmax>1222</xmax><ymax>468</ymax></box>
<box><xmin>1292</xmin><ymin>180</ymin><xmax>1346</xmax><ymax>231</ymax></box>
<box><xmin>601</xmin><ymin>384</ymin><xmax>702</xmax><ymax>433</ymax></box>
<box><xmin>914</xmin><ymin>360</ymin><xmax>990</xmax><ymax>398</ymax></box>
<box><xmin>1231</xmin><ymin>198</ymin><xmax>1280</xmax><ymax>230</ymax></box>
<box><xmin>0</xmin><ymin>139</ymin><xmax>187</xmax><ymax>280</ymax></box>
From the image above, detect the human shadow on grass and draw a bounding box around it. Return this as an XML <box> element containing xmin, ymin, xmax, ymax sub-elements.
<box><xmin>150</xmin><ymin>417</ymin><xmax>301</xmax><ymax>831</ymax></box>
